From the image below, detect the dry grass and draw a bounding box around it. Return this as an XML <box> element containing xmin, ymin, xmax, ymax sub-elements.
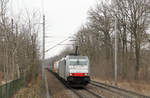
<box><xmin>13</xmin><ymin>75</ymin><xmax>43</xmax><ymax>98</ymax></box>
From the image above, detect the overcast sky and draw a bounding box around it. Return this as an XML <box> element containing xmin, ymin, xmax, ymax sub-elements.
<box><xmin>10</xmin><ymin>0</ymin><xmax>97</xmax><ymax>58</ymax></box>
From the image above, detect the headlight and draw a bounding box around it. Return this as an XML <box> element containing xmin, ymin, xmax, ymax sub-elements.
<box><xmin>69</xmin><ymin>73</ymin><xmax>73</xmax><ymax>76</ymax></box>
<box><xmin>84</xmin><ymin>73</ymin><xmax>88</xmax><ymax>76</ymax></box>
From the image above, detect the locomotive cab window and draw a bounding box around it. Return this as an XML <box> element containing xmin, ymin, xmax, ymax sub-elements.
<box><xmin>69</xmin><ymin>60</ymin><xmax>88</xmax><ymax>65</ymax></box>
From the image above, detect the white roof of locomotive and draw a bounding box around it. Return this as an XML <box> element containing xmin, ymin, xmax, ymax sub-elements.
<box><xmin>66</xmin><ymin>55</ymin><xmax>88</xmax><ymax>59</ymax></box>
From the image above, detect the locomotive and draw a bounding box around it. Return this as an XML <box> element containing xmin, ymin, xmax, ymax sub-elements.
<box><xmin>58</xmin><ymin>55</ymin><xmax>90</xmax><ymax>86</ymax></box>
<box><xmin>50</xmin><ymin>46</ymin><xmax>90</xmax><ymax>86</ymax></box>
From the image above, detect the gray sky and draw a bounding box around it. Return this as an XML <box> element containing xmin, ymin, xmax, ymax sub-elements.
<box><xmin>10</xmin><ymin>0</ymin><xmax>97</xmax><ymax>58</ymax></box>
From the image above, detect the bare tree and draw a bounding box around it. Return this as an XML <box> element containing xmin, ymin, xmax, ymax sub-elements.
<box><xmin>0</xmin><ymin>0</ymin><xmax>41</xmax><ymax>83</ymax></box>
<box><xmin>88</xmin><ymin>3</ymin><xmax>114</xmax><ymax>59</ymax></box>
<box><xmin>116</xmin><ymin>0</ymin><xmax>150</xmax><ymax>79</ymax></box>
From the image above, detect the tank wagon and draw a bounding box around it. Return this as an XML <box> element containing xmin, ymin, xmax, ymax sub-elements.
<box><xmin>58</xmin><ymin>55</ymin><xmax>90</xmax><ymax>86</ymax></box>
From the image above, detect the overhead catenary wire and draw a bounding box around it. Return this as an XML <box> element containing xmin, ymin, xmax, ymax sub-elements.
<box><xmin>57</xmin><ymin>44</ymin><xmax>73</xmax><ymax>45</ymax></box>
<box><xmin>45</xmin><ymin>36</ymin><xmax>71</xmax><ymax>53</ymax></box>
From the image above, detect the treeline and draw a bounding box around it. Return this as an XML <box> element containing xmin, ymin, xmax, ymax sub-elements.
<box><xmin>0</xmin><ymin>0</ymin><xmax>41</xmax><ymax>83</ymax></box>
<box><xmin>72</xmin><ymin>0</ymin><xmax>150</xmax><ymax>81</ymax></box>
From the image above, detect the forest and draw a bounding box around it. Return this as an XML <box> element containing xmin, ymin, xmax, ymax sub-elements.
<box><xmin>0</xmin><ymin>0</ymin><xmax>41</xmax><ymax>84</ymax></box>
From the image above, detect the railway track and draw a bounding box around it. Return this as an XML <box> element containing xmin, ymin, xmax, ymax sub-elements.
<box><xmin>48</xmin><ymin>70</ymin><xmax>104</xmax><ymax>98</ymax></box>
<box><xmin>90</xmin><ymin>80</ymin><xmax>150</xmax><ymax>98</ymax></box>
<box><xmin>47</xmin><ymin>70</ymin><xmax>150</xmax><ymax>98</ymax></box>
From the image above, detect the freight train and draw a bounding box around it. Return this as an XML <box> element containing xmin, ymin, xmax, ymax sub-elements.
<box><xmin>50</xmin><ymin>55</ymin><xmax>90</xmax><ymax>86</ymax></box>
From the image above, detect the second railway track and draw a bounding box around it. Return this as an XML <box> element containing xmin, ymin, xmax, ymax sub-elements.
<box><xmin>90</xmin><ymin>80</ymin><xmax>150</xmax><ymax>98</ymax></box>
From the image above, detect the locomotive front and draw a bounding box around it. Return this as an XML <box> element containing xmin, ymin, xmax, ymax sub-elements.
<box><xmin>66</xmin><ymin>56</ymin><xmax>90</xmax><ymax>85</ymax></box>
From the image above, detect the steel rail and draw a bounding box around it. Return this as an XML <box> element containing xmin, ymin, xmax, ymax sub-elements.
<box><xmin>90</xmin><ymin>82</ymin><xmax>132</xmax><ymax>98</ymax></box>
<box><xmin>84</xmin><ymin>87</ymin><xmax>104</xmax><ymax>98</ymax></box>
